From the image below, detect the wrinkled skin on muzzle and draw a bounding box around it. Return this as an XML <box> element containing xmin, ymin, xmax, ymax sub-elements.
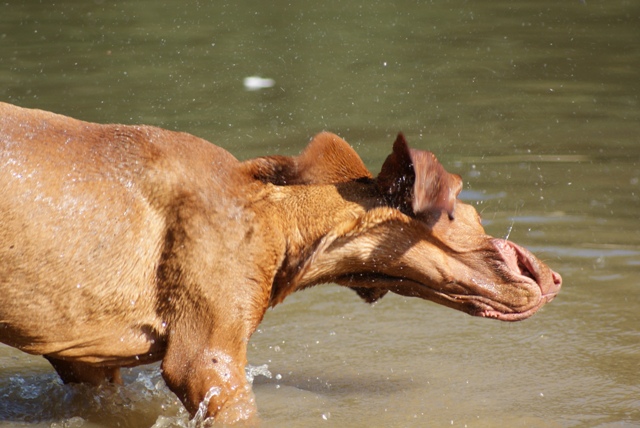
<box><xmin>274</xmin><ymin>133</ymin><xmax>562</xmax><ymax>322</ymax></box>
<box><xmin>330</xmin><ymin>202</ymin><xmax>562</xmax><ymax>321</ymax></box>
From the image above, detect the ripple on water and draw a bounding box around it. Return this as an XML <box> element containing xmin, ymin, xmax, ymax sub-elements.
<box><xmin>0</xmin><ymin>362</ymin><xmax>275</xmax><ymax>427</ymax></box>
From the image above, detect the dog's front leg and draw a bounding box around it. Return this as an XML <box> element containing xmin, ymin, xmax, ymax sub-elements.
<box><xmin>160</xmin><ymin>318</ymin><xmax>257</xmax><ymax>424</ymax></box>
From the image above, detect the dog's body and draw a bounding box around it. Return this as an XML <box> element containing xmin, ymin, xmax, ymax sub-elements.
<box><xmin>0</xmin><ymin>102</ymin><xmax>561</xmax><ymax>423</ymax></box>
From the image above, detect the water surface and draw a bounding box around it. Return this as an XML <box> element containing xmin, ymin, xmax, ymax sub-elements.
<box><xmin>1</xmin><ymin>1</ymin><xmax>638</xmax><ymax>426</ymax></box>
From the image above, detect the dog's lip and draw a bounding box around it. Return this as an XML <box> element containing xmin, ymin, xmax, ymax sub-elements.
<box><xmin>492</xmin><ymin>238</ymin><xmax>562</xmax><ymax>298</ymax></box>
<box><xmin>470</xmin><ymin>291</ymin><xmax>558</xmax><ymax>321</ymax></box>
<box><xmin>341</xmin><ymin>273</ymin><xmax>551</xmax><ymax>321</ymax></box>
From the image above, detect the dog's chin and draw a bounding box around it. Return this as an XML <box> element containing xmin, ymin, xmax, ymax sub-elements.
<box><xmin>340</xmin><ymin>274</ymin><xmax>556</xmax><ymax>322</ymax></box>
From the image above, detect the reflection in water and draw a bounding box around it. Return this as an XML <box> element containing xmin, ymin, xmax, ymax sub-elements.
<box><xmin>0</xmin><ymin>0</ymin><xmax>639</xmax><ymax>426</ymax></box>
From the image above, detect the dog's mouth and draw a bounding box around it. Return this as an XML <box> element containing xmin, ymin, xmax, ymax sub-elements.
<box><xmin>338</xmin><ymin>239</ymin><xmax>561</xmax><ymax>322</ymax></box>
<box><xmin>475</xmin><ymin>239</ymin><xmax>562</xmax><ymax>320</ymax></box>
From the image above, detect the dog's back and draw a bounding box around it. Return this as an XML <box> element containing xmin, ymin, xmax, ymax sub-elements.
<box><xmin>0</xmin><ymin>103</ymin><xmax>238</xmax><ymax>360</ymax></box>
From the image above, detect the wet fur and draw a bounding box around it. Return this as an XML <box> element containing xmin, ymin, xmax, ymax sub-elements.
<box><xmin>0</xmin><ymin>102</ymin><xmax>560</xmax><ymax>423</ymax></box>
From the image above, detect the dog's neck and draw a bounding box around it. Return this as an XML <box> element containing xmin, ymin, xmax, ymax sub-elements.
<box><xmin>251</xmin><ymin>180</ymin><xmax>384</xmax><ymax>306</ymax></box>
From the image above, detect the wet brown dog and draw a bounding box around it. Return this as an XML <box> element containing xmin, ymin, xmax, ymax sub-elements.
<box><xmin>0</xmin><ymin>102</ymin><xmax>561</xmax><ymax>423</ymax></box>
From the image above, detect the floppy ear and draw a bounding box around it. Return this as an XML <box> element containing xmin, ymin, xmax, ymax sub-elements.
<box><xmin>376</xmin><ymin>133</ymin><xmax>462</xmax><ymax>219</ymax></box>
<box><xmin>244</xmin><ymin>132</ymin><xmax>372</xmax><ymax>185</ymax></box>
<box><xmin>295</xmin><ymin>132</ymin><xmax>372</xmax><ymax>184</ymax></box>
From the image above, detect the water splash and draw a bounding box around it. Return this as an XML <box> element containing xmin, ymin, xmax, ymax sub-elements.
<box><xmin>189</xmin><ymin>386</ymin><xmax>221</xmax><ymax>427</ymax></box>
<box><xmin>245</xmin><ymin>363</ymin><xmax>272</xmax><ymax>384</ymax></box>
<box><xmin>150</xmin><ymin>364</ymin><xmax>269</xmax><ymax>427</ymax></box>
<box><xmin>9</xmin><ymin>376</ymin><xmax>41</xmax><ymax>399</ymax></box>
<box><xmin>0</xmin><ymin>366</ymin><xmax>182</xmax><ymax>427</ymax></box>
<box><xmin>1</xmin><ymin>363</ymin><xmax>267</xmax><ymax>427</ymax></box>
<box><xmin>50</xmin><ymin>416</ymin><xmax>86</xmax><ymax>428</ymax></box>
<box><xmin>504</xmin><ymin>219</ymin><xmax>514</xmax><ymax>241</ymax></box>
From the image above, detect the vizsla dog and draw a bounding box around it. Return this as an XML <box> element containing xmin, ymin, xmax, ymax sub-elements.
<box><xmin>0</xmin><ymin>102</ymin><xmax>561</xmax><ymax>423</ymax></box>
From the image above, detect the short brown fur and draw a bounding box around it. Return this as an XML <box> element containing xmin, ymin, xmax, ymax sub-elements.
<box><xmin>0</xmin><ymin>103</ymin><xmax>561</xmax><ymax>423</ymax></box>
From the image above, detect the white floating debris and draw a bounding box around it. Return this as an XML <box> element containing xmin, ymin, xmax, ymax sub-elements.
<box><xmin>243</xmin><ymin>76</ymin><xmax>275</xmax><ymax>91</ymax></box>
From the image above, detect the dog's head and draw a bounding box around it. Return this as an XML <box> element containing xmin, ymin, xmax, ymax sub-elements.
<box><xmin>249</xmin><ymin>132</ymin><xmax>562</xmax><ymax>321</ymax></box>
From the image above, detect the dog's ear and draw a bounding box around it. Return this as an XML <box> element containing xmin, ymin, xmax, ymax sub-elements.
<box><xmin>296</xmin><ymin>132</ymin><xmax>372</xmax><ymax>184</ymax></box>
<box><xmin>376</xmin><ymin>133</ymin><xmax>462</xmax><ymax>219</ymax></box>
<box><xmin>245</xmin><ymin>132</ymin><xmax>372</xmax><ymax>185</ymax></box>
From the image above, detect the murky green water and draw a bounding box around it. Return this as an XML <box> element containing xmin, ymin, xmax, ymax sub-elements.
<box><xmin>1</xmin><ymin>1</ymin><xmax>638</xmax><ymax>427</ymax></box>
